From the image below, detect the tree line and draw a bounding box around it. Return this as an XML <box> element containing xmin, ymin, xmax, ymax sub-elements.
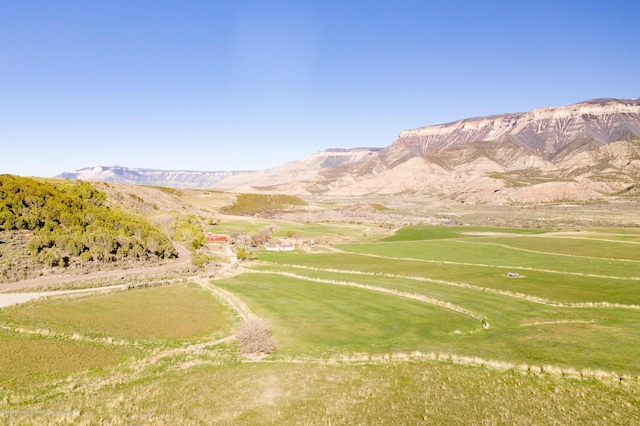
<box><xmin>0</xmin><ymin>175</ymin><xmax>176</xmax><ymax>267</ymax></box>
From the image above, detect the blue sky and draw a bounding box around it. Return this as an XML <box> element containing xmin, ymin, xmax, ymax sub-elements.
<box><xmin>1</xmin><ymin>0</ymin><xmax>639</xmax><ymax>177</ymax></box>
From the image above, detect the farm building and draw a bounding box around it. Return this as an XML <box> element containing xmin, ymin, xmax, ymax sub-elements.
<box><xmin>265</xmin><ymin>245</ymin><xmax>295</xmax><ymax>252</ymax></box>
<box><xmin>205</xmin><ymin>233</ymin><xmax>228</xmax><ymax>243</ymax></box>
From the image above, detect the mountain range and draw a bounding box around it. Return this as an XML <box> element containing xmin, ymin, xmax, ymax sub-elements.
<box><xmin>58</xmin><ymin>98</ymin><xmax>640</xmax><ymax>203</ymax></box>
<box><xmin>57</xmin><ymin>166</ymin><xmax>251</xmax><ymax>189</ymax></box>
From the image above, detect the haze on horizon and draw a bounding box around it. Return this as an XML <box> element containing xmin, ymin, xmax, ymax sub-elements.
<box><xmin>1</xmin><ymin>0</ymin><xmax>639</xmax><ymax>178</ymax></box>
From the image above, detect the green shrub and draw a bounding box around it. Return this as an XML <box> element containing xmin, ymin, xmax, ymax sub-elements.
<box><xmin>0</xmin><ymin>175</ymin><xmax>176</xmax><ymax>266</ymax></box>
<box><xmin>236</xmin><ymin>247</ymin><xmax>254</xmax><ymax>261</ymax></box>
<box><xmin>191</xmin><ymin>252</ymin><xmax>211</xmax><ymax>269</ymax></box>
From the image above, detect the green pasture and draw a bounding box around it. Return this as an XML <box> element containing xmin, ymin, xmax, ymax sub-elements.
<box><xmin>210</xmin><ymin>219</ymin><xmax>380</xmax><ymax>240</ymax></box>
<box><xmin>338</xmin><ymin>240</ymin><xmax>640</xmax><ymax>279</ymax></box>
<box><xmin>381</xmin><ymin>225</ymin><xmax>547</xmax><ymax>241</ymax></box>
<box><xmin>238</xmin><ymin>225</ymin><xmax>640</xmax><ymax>375</ymax></box>
<box><xmin>556</xmin><ymin>233</ymin><xmax>640</xmax><ymax>243</ymax></box>
<box><xmin>476</xmin><ymin>234</ymin><xmax>640</xmax><ymax>261</ymax></box>
<box><xmin>215</xmin><ymin>273</ymin><xmax>480</xmax><ymax>357</ymax></box>
<box><xmin>221</xmin><ymin>266</ymin><xmax>640</xmax><ymax>375</ymax></box>
<box><xmin>257</xmin><ymin>250</ymin><xmax>640</xmax><ymax>305</ymax></box>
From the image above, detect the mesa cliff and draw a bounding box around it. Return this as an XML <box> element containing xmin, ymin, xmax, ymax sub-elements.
<box><xmin>59</xmin><ymin>98</ymin><xmax>640</xmax><ymax>204</ymax></box>
<box><xmin>289</xmin><ymin>98</ymin><xmax>640</xmax><ymax>203</ymax></box>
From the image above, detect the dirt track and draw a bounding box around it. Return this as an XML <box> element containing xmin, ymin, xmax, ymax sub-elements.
<box><xmin>0</xmin><ymin>284</ymin><xmax>127</xmax><ymax>308</ymax></box>
<box><xmin>0</xmin><ymin>243</ymin><xmax>191</xmax><ymax>293</ymax></box>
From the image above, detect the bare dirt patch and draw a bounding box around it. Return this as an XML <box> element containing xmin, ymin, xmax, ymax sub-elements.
<box><xmin>462</xmin><ymin>232</ymin><xmax>520</xmax><ymax>236</ymax></box>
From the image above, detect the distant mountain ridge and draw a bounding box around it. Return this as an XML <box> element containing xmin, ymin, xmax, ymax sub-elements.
<box><xmin>57</xmin><ymin>165</ymin><xmax>252</xmax><ymax>189</ymax></box>
<box><xmin>211</xmin><ymin>147</ymin><xmax>382</xmax><ymax>193</ymax></box>
<box><xmin>58</xmin><ymin>98</ymin><xmax>640</xmax><ymax>203</ymax></box>
<box><xmin>290</xmin><ymin>97</ymin><xmax>640</xmax><ymax>203</ymax></box>
<box><xmin>392</xmin><ymin>98</ymin><xmax>640</xmax><ymax>161</ymax></box>
<box><xmin>59</xmin><ymin>148</ymin><xmax>382</xmax><ymax>191</ymax></box>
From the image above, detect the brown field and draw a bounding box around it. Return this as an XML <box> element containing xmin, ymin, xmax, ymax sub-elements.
<box><xmin>0</xmin><ymin>282</ymin><xmax>233</xmax><ymax>341</ymax></box>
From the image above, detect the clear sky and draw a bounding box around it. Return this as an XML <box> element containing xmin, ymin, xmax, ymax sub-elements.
<box><xmin>1</xmin><ymin>0</ymin><xmax>639</xmax><ymax>177</ymax></box>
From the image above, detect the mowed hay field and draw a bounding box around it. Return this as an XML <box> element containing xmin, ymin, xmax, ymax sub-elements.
<box><xmin>251</xmin><ymin>227</ymin><xmax>640</xmax><ymax>376</ymax></box>
<box><xmin>2</xmin><ymin>226</ymin><xmax>640</xmax><ymax>424</ymax></box>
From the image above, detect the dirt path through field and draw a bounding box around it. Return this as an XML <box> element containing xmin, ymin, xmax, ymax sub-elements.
<box><xmin>0</xmin><ymin>284</ymin><xmax>127</xmax><ymax>308</ymax></box>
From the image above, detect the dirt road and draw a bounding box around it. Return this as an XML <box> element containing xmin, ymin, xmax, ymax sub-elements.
<box><xmin>0</xmin><ymin>284</ymin><xmax>128</xmax><ymax>308</ymax></box>
<box><xmin>0</xmin><ymin>243</ymin><xmax>191</xmax><ymax>293</ymax></box>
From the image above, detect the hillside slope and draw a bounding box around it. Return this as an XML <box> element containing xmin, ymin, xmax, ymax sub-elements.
<box><xmin>298</xmin><ymin>98</ymin><xmax>640</xmax><ymax>202</ymax></box>
<box><xmin>212</xmin><ymin>148</ymin><xmax>381</xmax><ymax>193</ymax></box>
<box><xmin>0</xmin><ymin>176</ymin><xmax>177</xmax><ymax>282</ymax></box>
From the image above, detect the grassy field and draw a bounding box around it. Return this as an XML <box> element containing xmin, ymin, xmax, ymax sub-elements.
<box><xmin>4</xmin><ymin>362</ymin><xmax>638</xmax><ymax>425</ymax></box>
<box><xmin>241</xmin><ymin>226</ymin><xmax>640</xmax><ymax>378</ymax></box>
<box><xmin>210</xmin><ymin>218</ymin><xmax>383</xmax><ymax>241</ymax></box>
<box><xmin>0</xmin><ymin>329</ymin><xmax>140</xmax><ymax>389</ymax></box>
<box><xmin>0</xmin><ymin>282</ymin><xmax>233</xmax><ymax>343</ymax></box>
<box><xmin>0</xmin><ymin>282</ymin><xmax>235</xmax><ymax>396</ymax></box>
<box><xmin>2</xmin><ymin>224</ymin><xmax>640</xmax><ymax>424</ymax></box>
<box><xmin>215</xmin><ymin>273</ymin><xmax>481</xmax><ymax>357</ymax></box>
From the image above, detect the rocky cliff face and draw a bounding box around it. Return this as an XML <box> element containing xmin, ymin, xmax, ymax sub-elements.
<box><xmin>57</xmin><ymin>166</ymin><xmax>251</xmax><ymax>189</ymax></box>
<box><xmin>380</xmin><ymin>98</ymin><xmax>640</xmax><ymax>165</ymax></box>
<box><xmin>300</xmin><ymin>98</ymin><xmax>640</xmax><ymax>202</ymax></box>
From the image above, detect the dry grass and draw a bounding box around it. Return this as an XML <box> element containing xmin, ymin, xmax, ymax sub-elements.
<box><xmin>3</xmin><ymin>361</ymin><xmax>638</xmax><ymax>425</ymax></box>
<box><xmin>0</xmin><ymin>329</ymin><xmax>139</xmax><ymax>389</ymax></box>
<box><xmin>236</xmin><ymin>315</ymin><xmax>276</xmax><ymax>355</ymax></box>
<box><xmin>0</xmin><ymin>282</ymin><xmax>233</xmax><ymax>341</ymax></box>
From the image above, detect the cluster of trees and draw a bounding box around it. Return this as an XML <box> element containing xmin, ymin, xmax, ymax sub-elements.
<box><xmin>0</xmin><ymin>175</ymin><xmax>176</xmax><ymax>266</ymax></box>
<box><xmin>221</xmin><ymin>193</ymin><xmax>306</xmax><ymax>216</ymax></box>
<box><xmin>229</xmin><ymin>225</ymin><xmax>275</xmax><ymax>248</ymax></box>
<box><xmin>170</xmin><ymin>213</ymin><xmax>204</xmax><ymax>250</ymax></box>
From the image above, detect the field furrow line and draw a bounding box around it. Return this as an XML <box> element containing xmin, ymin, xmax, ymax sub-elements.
<box><xmin>0</xmin><ymin>324</ymin><xmax>139</xmax><ymax>347</ymax></box>
<box><xmin>520</xmin><ymin>320</ymin><xmax>595</xmax><ymax>327</ymax></box>
<box><xmin>345</xmin><ymin>251</ymin><xmax>640</xmax><ymax>281</ymax></box>
<box><xmin>536</xmin><ymin>234</ymin><xmax>640</xmax><ymax>245</ymax></box>
<box><xmin>250</xmin><ymin>270</ymin><xmax>489</xmax><ymax>328</ymax></box>
<box><xmin>454</xmin><ymin>239</ymin><xmax>640</xmax><ymax>263</ymax></box>
<box><xmin>259</xmin><ymin>351</ymin><xmax>639</xmax><ymax>385</ymax></box>
<box><xmin>270</xmin><ymin>263</ymin><xmax>640</xmax><ymax>311</ymax></box>
<box><xmin>146</xmin><ymin>335</ymin><xmax>236</xmax><ymax>365</ymax></box>
<box><xmin>196</xmin><ymin>279</ymin><xmax>253</xmax><ymax>321</ymax></box>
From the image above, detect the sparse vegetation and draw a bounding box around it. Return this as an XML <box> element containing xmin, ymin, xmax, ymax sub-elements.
<box><xmin>235</xmin><ymin>246</ymin><xmax>254</xmax><ymax>261</ymax></box>
<box><xmin>221</xmin><ymin>193</ymin><xmax>307</xmax><ymax>216</ymax></box>
<box><xmin>369</xmin><ymin>202</ymin><xmax>388</xmax><ymax>211</ymax></box>
<box><xmin>250</xmin><ymin>225</ymin><xmax>276</xmax><ymax>247</ymax></box>
<box><xmin>236</xmin><ymin>315</ymin><xmax>276</xmax><ymax>354</ymax></box>
<box><xmin>190</xmin><ymin>251</ymin><xmax>211</xmax><ymax>269</ymax></box>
